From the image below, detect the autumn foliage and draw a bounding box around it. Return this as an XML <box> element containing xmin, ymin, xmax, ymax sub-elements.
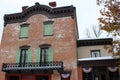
<box><xmin>97</xmin><ymin>0</ymin><xmax>120</xmax><ymax>56</ymax></box>
<box><xmin>97</xmin><ymin>0</ymin><xmax>120</xmax><ymax>32</ymax></box>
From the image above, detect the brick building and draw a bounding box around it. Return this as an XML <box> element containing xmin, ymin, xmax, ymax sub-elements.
<box><xmin>0</xmin><ymin>2</ymin><xmax>78</xmax><ymax>80</ymax></box>
<box><xmin>1</xmin><ymin>2</ymin><xmax>119</xmax><ymax>80</ymax></box>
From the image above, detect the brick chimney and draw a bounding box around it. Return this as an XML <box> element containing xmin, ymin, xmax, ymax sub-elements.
<box><xmin>22</xmin><ymin>6</ymin><xmax>28</xmax><ymax>12</ymax></box>
<box><xmin>49</xmin><ymin>2</ymin><xmax>57</xmax><ymax>7</ymax></box>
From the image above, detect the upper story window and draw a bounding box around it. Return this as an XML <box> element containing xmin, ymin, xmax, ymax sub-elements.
<box><xmin>36</xmin><ymin>44</ymin><xmax>53</xmax><ymax>65</ymax></box>
<box><xmin>20</xmin><ymin>24</ymin><xmax>29</xmax><ymax>38</ymax></box>
<box><xmin>91</xmin><ymin>50</ymin><xmax>100</xmax><ymax>58</ymax></box>
<box><xmin>43</xmin><ymin>21</ymin><xmax>54</xmax><ymax>36</ymax></box>
<box><xmin>41</xmin><ymin>47</ymin><xmax>49</xmax><ymax>63</ymax></box>
<box><xmin>20</xmin><ymin>48</ymin><xmax>28</xmax><ymax>64</ymax></box>
<box><xmin>16</xmin><ymin>46</ymin><xmax>32</xmax><ymax>66</ymax></box>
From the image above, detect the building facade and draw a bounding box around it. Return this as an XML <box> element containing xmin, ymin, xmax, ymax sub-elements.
<box><xmin>77</xmin><ymin>38</ymin><xmax>120</xmax><ymax>80</ymax></box>
<box><xmin>0</xmin><ymin>2</ymin><xmax>78</xmax><ymax>80</ymax></box>
<box><xmin>1</xmin><ymin>2</ymin><xmax>120</xmax><ymax>80</ymax></box>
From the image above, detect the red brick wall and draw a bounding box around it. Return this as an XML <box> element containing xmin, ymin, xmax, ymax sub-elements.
<box><xmin>78</xmin><ymin>67</ymin><xmax>83</xmax><ymax>80</ymax></box>
<box><xmin>0</xmin><ymin>14</ymin><xmax>78</xmax><ymax>80</ymax></box>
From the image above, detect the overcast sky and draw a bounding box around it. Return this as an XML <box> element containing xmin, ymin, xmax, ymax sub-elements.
<box><xmin>0</xmin><ymin>0</ymin><xmax>101</xmax><ymax>42</ymax></box>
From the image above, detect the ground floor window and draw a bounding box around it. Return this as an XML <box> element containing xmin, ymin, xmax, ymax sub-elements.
<box><xmin>8</xmin><ymin>76</ymin><xmax>19</xmax><ymax>80</ymax></box>
<box><xmin>36</xmin><ymin>76</ymin><xmax>49</xmax><ymax>80</ymax></box>
<box><xmin>7</xmin><ymin>75</ymin><xmax>51</xmax><ymax>80</ymax></box>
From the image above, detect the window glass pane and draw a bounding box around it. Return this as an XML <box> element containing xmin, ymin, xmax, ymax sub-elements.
<box><xmin>44</xmin><ymin>23</ymin><xmax>53</xmax><ymax>36</ymax></box>
<box><xmin>20</xmin><ymin>25</ymin><xmax>29</xmax><ymax>38</ymax></box>
<box><xmin>91</xmin><ymin>50</ymin><xmax>100</xmax><ymax>58</ymax></box>
<box><xmin>8</xmin><ymin>76</ymin><xmax>19</xmax><ymax>80</ymax></box>
<box><xmin>16</xmin><ymin>47</ymin><xmax>30</xmax><ymax>63</ymax></box>
<box><xmin>21</xmin><ymin>50</ymin><xmax>25</xmax><ymax>63</ymax></box>
<box><xmin>41</xmin><ymin>48</ymin><xmax>49</xmax><ymax>62</ymax></box>
<box><xmin>95</xmin><ymin>76</ymin><xmax>99</xmax><ymax>80</ymax></box>
<box><xmin>41</xmin><ymin>49</ymin><xmax>45</xmax><ymax>62</ymax></box>
<box><xmin>38</xmin><ymin>46</ymin><xmax>53</xmax><ymax>63</ymax></box>
<box><xmin>20</xmin><ymin>49</ymin><xmax>28</xmax><ymax>63</ymax></box>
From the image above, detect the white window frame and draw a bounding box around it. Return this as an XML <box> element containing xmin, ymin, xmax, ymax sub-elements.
<box><xmin>91</xmin><ymin>50</ymin><xmax>100</xmax><ymax>58</ymax></box>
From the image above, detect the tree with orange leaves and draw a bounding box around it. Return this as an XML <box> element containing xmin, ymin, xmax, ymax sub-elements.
<box><xmin>97</xmin><ymin>0</ymin><xmax>120</xmax><ymax>57</ymax></box>
<box><xmin>97</xmin><ymin>0</ymin><xmax>120</xmax><ymax>76</ymax></box>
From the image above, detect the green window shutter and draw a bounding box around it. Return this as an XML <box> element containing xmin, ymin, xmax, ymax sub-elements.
<box><xmin>36</xmin><ymin>48</ymin><xmax>41</xmax><ymax>62</ymax></box>
<box><xmin>44</xmin><ymin>23</ymin><xmax>53</xmax><ymax>36</ymax></box>
<box><xmin>48</xmin><ymin>47</ymin><xmax>53</xmax><ymax>62</ymax></box>
<box><xmin>16</xmin><ymin>49</ymin><xmax>21</xmax><ymax>63</ymax></box>
<box><xmin>26</xmin><ymin>48</ymin><xmax>32</xmax><ymax>63</ymax></box>
<box><xmin>20</xmin><ymin>25</ymin><xmax>29</xmax><ymax>38</ymax></box>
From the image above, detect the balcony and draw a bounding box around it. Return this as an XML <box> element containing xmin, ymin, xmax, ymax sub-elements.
<box><xmin>2</xmin><ymin>61</ymin><xmax>63</xmax><ymax>73</ymax></box>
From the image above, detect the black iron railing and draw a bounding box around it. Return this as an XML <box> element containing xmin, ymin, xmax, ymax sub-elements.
<box><xmin>2</xmin><ymin>61</ymin><xmax>63</xmax><ymax>72</ymax></box>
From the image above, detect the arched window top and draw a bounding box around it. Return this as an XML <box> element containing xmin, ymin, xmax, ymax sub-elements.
<box><xmin>20</xmin><ymin>23</ymin><xmax>30</xmax><ymax>27</ymax></box>
<box><xmin>20</xmin><ymin>45</ymin><xmax>30</xmax><ymax>49</ymax></box>
<box><xmin>43</xmin><ymin>21</ymin><xmax>54</xmax><ymax>24</ymax></box>
<box><xmin>39</xmin><ymin>44</ymin><xmax>51</xmax><ymax>48</ymax></box>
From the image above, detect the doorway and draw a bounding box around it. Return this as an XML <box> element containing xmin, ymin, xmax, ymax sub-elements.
<box><xmin>94</xmin><ymin>74</ymin><xmax>106</xmax><ymax>80</ymax></box>
<box><xmin>93</xmin><ymin>67</ymin><xmax>107</xmax><ymax>80</ymax></box>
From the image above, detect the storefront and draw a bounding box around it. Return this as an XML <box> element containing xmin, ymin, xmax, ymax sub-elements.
<box><xmin>2</xmin><ymin>61</ymin><xmax>63</xmax><ymax>80</ymax></box>
<box><xmin>6</xmin><ymin>74</ymin><xmax>51</xmax><ymax>80</ymax></box>
<box><xmin>78</xmin><ymin>58</ymin><xmax>120</xmax><ymax>80</ymax></box>
<box><xmin>82</xmin><ymin>66</ymin><xmax>119</xmax><ymax>80</ymax></box>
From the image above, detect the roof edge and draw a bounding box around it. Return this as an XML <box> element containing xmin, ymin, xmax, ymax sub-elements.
<box><xmin>4</xmin><ymin>2</ymin><xmax>76</xmax><ymax>26</ymax></box>
<box><xmin>77</xmin><ymin>38</ymin><xmax>113</xmax><ymax>47</ymax></box>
